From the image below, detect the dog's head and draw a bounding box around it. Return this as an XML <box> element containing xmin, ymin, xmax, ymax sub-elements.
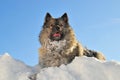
<box><xmin>43</xmin><ymin>13</ymin><xmax>69</xmax><ymax>41</ymax></box>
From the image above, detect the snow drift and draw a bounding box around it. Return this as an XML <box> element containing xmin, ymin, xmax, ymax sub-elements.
<box><xmin>0</xmin><ymin>53</ymin><xmax>120</xmax><ymax>80</ymax></box>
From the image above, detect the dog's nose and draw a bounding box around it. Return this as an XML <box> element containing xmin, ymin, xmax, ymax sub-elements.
<box><xmin>53</xmin><ymin>26</ymin><xmax>60</xmax><ymax>31</ymax></box>
<box><xmin>56</xmin><ymin>26</ymin><xmax>60</xmax><ymax>30</ymax></box>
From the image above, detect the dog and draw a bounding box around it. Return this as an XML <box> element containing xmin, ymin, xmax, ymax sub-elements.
<box><xmin>39</xmin><ymin>13</ymin><xmax>105</xmax><ymax>68</ymax></box>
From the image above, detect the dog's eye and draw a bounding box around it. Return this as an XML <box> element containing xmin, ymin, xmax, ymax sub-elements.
<box><xmin>50</xmin><ymin>24</ymin><xmax>54</xmax><ymax>27</ymax></box>
<box><xmin>50</xmin><ymin>24</ymin><xmax>54</xmax><ymax>29</ymax></box>
<box><xmin>59</xmin><ymin>24</ymin><xmax>63</xmax><ymax>27</ymax></box>
<box><xmin>50</xmin><ymin>24</ymin><xmax>54</xmax><ymax>26</ymax></box>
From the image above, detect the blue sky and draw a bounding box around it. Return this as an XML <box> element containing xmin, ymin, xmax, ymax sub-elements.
<box><xmin>0</xmin><ymin>0</ymin><xmax>120</xmax><ymax>66</ymax></box>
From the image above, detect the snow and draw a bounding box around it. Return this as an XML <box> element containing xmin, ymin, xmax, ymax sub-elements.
<box><xmin>0</xmin><ymin>53</ymin><xmax>33</xmax><ymax>80</ymax></box>
<box><xmin>0</xmin><ymin>53</ymin><xmax>120</xmax><ymax>80</ymax></box>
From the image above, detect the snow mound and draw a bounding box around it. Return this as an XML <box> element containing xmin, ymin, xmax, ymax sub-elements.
<box><xmin>0</xmin><ymin>53</ymin><xmax>120</xmax><ymax>80</ymax></box>
<box><xmin>0</xmin><ymin>53</ymin><xmax>33</xmax><ymax>80</ymax></box>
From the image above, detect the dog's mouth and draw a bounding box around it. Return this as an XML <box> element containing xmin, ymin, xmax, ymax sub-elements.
<box><xmin>53</xmin><ymin>32</ymin><xmax>61</xmax><ymax>37</ymax></box>
<box><xmin>50</xmin><ymin>32</ymin><xmax>63</xmax><ymax>41</ymax></box>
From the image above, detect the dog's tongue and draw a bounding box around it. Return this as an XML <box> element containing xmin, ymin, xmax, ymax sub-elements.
<box><xmin>53</xmin><ymin>33</ymin><xmax>61</xmax><ymax>37</ymax></box>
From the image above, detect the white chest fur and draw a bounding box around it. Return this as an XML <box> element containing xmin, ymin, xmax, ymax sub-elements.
<box><xmin>46</xmin><ymin>39</ymin><xmax>67</xmax><ymax>53</ymax></box>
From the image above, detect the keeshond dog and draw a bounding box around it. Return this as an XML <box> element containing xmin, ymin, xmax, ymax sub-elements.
<box><xmin>39</xmin><ymin>13</ymin><xmax>105</xmax><ymax>67</ymax></box>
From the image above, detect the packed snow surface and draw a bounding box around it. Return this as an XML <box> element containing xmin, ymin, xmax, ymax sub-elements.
<box><xmin>0</xmin><ymin>53</ymin><xmax>120</xmax><ymax>80</ymax></box>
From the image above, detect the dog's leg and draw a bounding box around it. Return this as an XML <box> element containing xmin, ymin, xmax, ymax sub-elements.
<box><xmin>28</xmin><ymin>73</ymin><xmax>37</xmax><ymax>80</ymax></box>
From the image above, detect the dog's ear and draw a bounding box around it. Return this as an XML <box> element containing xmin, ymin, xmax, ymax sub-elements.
<box><xmin>45</xmin><ymin>13</ymin><xmax>52</xmax><ymax>22</ymax></box>
<box><xmin>61</xmin><ymin>13</ymin><xmax>68</xmax><ymax>23</ymax></box>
